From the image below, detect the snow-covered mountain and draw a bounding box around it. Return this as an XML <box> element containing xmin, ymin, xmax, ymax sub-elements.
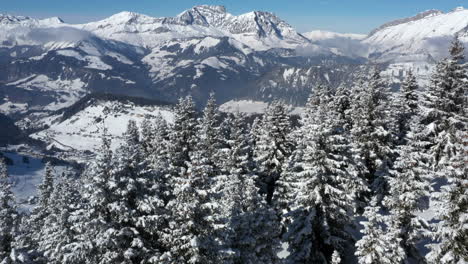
<box><xmin>1</xmin><ymin>5</ymin><xmax>467</xmax><ymax>119</ymax></box>
<box><xmin>77</xmin><ymin>5</ymin><xmax>310</xmax><ymax>50</ymax></box>
<box><xmin>364</xmin><ymin>7</ymin><xmax>468</xmax><ymax>62</ymax></box>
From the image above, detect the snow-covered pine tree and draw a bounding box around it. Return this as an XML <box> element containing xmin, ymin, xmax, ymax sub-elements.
<box><xmin>140</xmin><ymin>114</ymin><xmax>156</xmax><ymax>155</ymax></box>
<box><xmin>196</xmin><ymin>93</ymin><xmax>223</xmax><ymax>176</ymax></box>
<box><xmin>355</xmin><ymin>202</ymin><xmax>406</xmax><ymax>264</ymax></box>
<box><xmin>217</xmin><ymin>113</ymin><xmax>281</xmax><ymax>264</ymax></box>
<box><xmin>148</xmin><ymin>113</ymin><xmax>171</xmax><ymax>203</ymax></box>
<box><xmin>332</xmin><ymin>84</ymin><xmax>353</xmax><ymax>132</ymax></box>
<box><xmin>61</xmin><ymin>130</ymin><xmax>115</xmax><ymax>264</ymax></box>
<box><xmin>249</xmin><ymin>116</ymin><xmax>262</xmax><ymax>147</ymax></box>
<box><xmin>399</xmin><ymin>70</ymin><xmax>419</xmax><ymax>141</ymax></box>
<box><xmin>0</xmin><ymin>157</ymin><xmax>18</xmax><ymax>263</ymax></box>
<box><xmin>81</xmin><ymin>120</ymin><xmax>168</xmax><ymax>263</ymax></box>
<box><xmin>64</xmin><ymin>125</ymin><xmax>167</xmax><ymax>263</ymax></box>
<box><xmin>276</xmin><ymin>85</ymin><xmax>333</xmax><ymax>214</ymax></box>
<box><xmin>164</xmin><ymin>139</ymin><xmax>217</xmax><ymax>264</ymax></box>
<box><xmin>37</xmin><ymin>162</ymin><xmax>54</xmax><ymax>208</ymax></box>
<box><xmin>427</xmin><ymin>130</ymin><xmax>467</xmax><ymax>264</ymax></box>
<box><xmin>276</xmin><ymin>86</ymin><xmax>326</xmax><ymax>215</ymax></box>
<box><xmin>280</xmin><ymin>90</ymin><xmax>367</xmax><ymax>263</ymax></box>
<box><xmin>420</xmin><ymin>37</ymin><xmax>467</xmax><ymax>169</ymax></box>
<box><xmin>166</xmin><ymin>96</ymin><xmax>198</xmax><ymax>180</ymax></box>
<box><xmin>64</xmin><ymin>130</ymin><xmax>116</xmax><ymax>263</ymax></box>
<box><xmin>384</xmin><ymin>120</ymin><xmax>431</xmax><ymax>262</ymax></box>
<box><xmin>350</xmin><ymin>70</ymin><xmax>395</xmax><ymax>201</ymax></box>
<box><xmin>37</xmin><ymin>172</ymin><xmax>82</xmax><ymax>264</ymax></box>
<box><xmin>254</xmin><ymin>101</ymin><xmax>293</xmax><ymax>203</ymax></box>
<box><xmin>16</xmin><ymin>161</ymin><xmax>56</xmax><ymax>262</ymax></box>
<box><xmin>418</xmin><ymin>37</ymin><xmax>468</xmax><ymax>263</ymax></box>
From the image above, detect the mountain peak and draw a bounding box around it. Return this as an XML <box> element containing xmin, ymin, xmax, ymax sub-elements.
<box><xmin>105</xmin><ymin>11</ymin><xmax>155</xmax><ymax>24</ymax></box>
<box><xmin>369</xmin><ymin>9</ymin><xmax>443</xmax><ymax>36</ymax></box>
<box><xmin>0</xmin><ymin>14</ymin><xmax>33</xmax><ymax>24</ymax></box>
<box><xmin>39</xmin><ymin>17</ymin><xmax>64</xmax><ymax>24</ymax></box>
<box><xmin>174</xmin><ymin>5</ymin><xmax>228</xmax><ymax>26</ymax></box>
<box><xmin>191</xmin><ymin>5</ymin><xmax>227</xmax><ymax>14</ymax></box>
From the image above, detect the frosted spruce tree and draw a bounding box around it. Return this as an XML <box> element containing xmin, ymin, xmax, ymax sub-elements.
<box><xmin>427</xmin><ymin>131</ymin><xmax>467</xmax><ymax>264</ymax></box>
<box><xmin>393</xmin><ymin>70</ymin><xmax>420</xmax><ymax>144</ymax></box>
<box><xmin>384</xmin><ymin>120</ymin><xmax>431</xmax><ymax>262</ymax></box>
<box><xmin>140</xmin><ymin>114</ymin><xmax>156</xmax><ymax>155</ymax></box>
<box><xmin>37</xmin><ymin>172</ymin><xmax>82</xmax><ymax>264</ymax></box>
<box><xmin>420</xmin><ymin>37</ymin><xmax>468</xmax><ymax>264</ymax></box>
<box><xmin>196</xmin><ymin>93</ymin><xmax>224</xmax><ymax>176</ymax></box>
<box><xmin>350</xmin><ymin>70</ymin><xmax>395</xmax><ymax>201</ymax></box>
<box><xmin>254</xmin><ymin>101</ymin><xmax>293</xmax><ymax>203</ymax></box>
<box><xmin>217</xmin><ymin>113</ymin><xmax>281</xmax><ymax>264</ymax></box>
<box><xmin>65</xmin><ymin>131</ymin><xmax>115</xmax><ymax>264</ymax></box>
<box><xmin>16</xmin><ymin>161</ymin><xmax>56</xmax><ymax>262</ymax></box>
<box><xmin>163</xmin><ymin>137</ymin><xmax>217</xmax><ymax>264</ymax></box>
<box><xmin>420</xmin><ymin>37</ymin><xmax>466</xmax><ymax>169</ymax></box>
<box><xmin>0</xmin><ymin>157</ymin><xmax>18</xmax><ymax>263</ymax></box>
<box><xmin>166</xmin><ymin>96</ymin><xmax>198</xmax><ymax>182</ymax></box>
<box><xmin>332</xmin><ymin>84</ymin><xmax>353</xmax><ymax>132</ymax></box>
<box><xmin>67</xmin><ymin>125</ymin><xmax>169</xmax><ymax>263</ymax></box>
<box><xmin>355</xmin><ymin>201</ymin><xmax>406</xmax><ymax>264</ymax></box>
<box><xmin>148</xmin><ymin>114</ymin><xmax>170</xmax><ymax>170</ymax></box>
<box><xmin>280</xmin><ymin>89</ymin><xmax>368</xmax><ymax>263</ymax></box>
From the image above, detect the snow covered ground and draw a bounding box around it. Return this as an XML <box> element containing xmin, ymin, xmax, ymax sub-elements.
<box><xmin>2</xmin><ymin>151</ymin><xmax>69</xmax><ymax>212</ymax></box>
<box><xmin>32</xmin><ymin>100</ymin><xmax>174</xmax><ymax>153</ymax></box>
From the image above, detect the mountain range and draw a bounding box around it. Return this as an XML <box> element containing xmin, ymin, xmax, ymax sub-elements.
<box><xmin>1</xmin><ymin>5</ymin><xmax>468</xmax><ymax>118</ymax></box>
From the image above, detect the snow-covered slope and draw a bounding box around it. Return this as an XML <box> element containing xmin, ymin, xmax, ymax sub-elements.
<box><xmin>31</xmin><ymin>96</ymin><xmax>174</xmax><ymax>154</ymax></box>
<box><xmin>364</xmin><ymin>7</ymin><xmax>468</xmax><ymax>62</ymax></box>
<box><xmin>77</xmin><ymin>5</ymin><xmax>310</xmax><ymax>51</ymax></box>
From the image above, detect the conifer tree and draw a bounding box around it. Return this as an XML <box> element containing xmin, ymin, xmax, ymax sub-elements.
<box><xmin>427</xmin><ymin>130</ymin><xmax>467</xmax><ymax>264</ymax></box>
<box><xmin>148</xmin><ymin>113</ymin><xmax>171</xmax><ymax>203</ymax></box>
<box><xmin>67</xmin><ymin>130</ymin><xmax>117</xmax><ymax>263</ymax></box>
<box><xmin>280</xmin><ymin>90</ymin><xmax>367</xmax><ymax>263</ymax></box>
<box><xmin>167</xmin><ymin>96</ymin><xmax>198</xmax><ymax>178</ymax></box>
<box><xmin>419</xmin><ymin>37</ymin><xmax>467</xmax><ymax>263</ymax></box>
<box><xmin>0</xmin><ymin>158</ymin><xmax>18</xmax><ymax>263</ymax></box>
<box><xmin>217</xmin><ymin>113</ymin><xmax>281</xmax><ymax>264</ymax></box>
<box><xmin>37</xmin><ymin>172</ymin><xmax>82</xmax><ymax>264</ymax></box>
<box><xmin>140</xmin><ymin>115</ymin><xmax>155</xmax><ymax>155</ymax></box>
<box><xmin>37</xmin><ymin>162</ymin><xmax>55</xmax><ymax>208</ymax></box>
<box><xmin>164</xmin><ymin>143</ymin><xmax>217</xmax><ymax>264</ymax></box>
<box><xmin>350</xmin><ymin>70</ymin><xmax>395</xmax><ymax>201</ymax></box>
<box><xmin>420</xmin><ymin>37</ymin><xmax>467</xmax><ymax>169</ymax></box>
<box><xmin>65</xmin><ymin>125</ymin><xmax>169</xmax><ymax>263</ymax></box>
<box><xmin>355</xmin><ymin>202</ymin><xmax>406</xmax><ymax>264</ymax></box>
<box><xmin>254</xmin><ymin>101</ymin><xmax>293</xmax><ymax>203</ymax></box>
<box><xmin>332</xmin><ymin>84</ymin><xmax>353</xmax><ymax>132</ymax></box>
<box><xmin>84</xmin><ymin>121</ymin><xmax>168</xmax><ymax>263</ymax></box>
<box><xmin>197</xmin><ymin>93</ymin><xmax>223</xmax><ymax>176</ymax></box>
<box><xmin>399</xmin><ymin>70</ymin><xmax>419</xmax><ymax>141</ymax></box>
<box><xmin>17</xmin><ymin>162</ymin><xmax>56</xmax><ymax>262</ymax></box>
<box><xmin>384</xmin><ymin>121</ymin><xmax>431</xmax><ymax>262</ymax></box>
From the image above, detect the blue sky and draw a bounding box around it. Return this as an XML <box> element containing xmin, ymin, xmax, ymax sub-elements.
<box><xmin>2</xmin><ymin>0</ymin><xmax>468</xmax><ymax>33</ymax></box>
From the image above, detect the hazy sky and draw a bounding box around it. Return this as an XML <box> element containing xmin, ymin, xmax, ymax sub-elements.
<box><xmin>2</xmin><ymin>0</ymin><xmax>468</xmax><ymax>34</ymax></box>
